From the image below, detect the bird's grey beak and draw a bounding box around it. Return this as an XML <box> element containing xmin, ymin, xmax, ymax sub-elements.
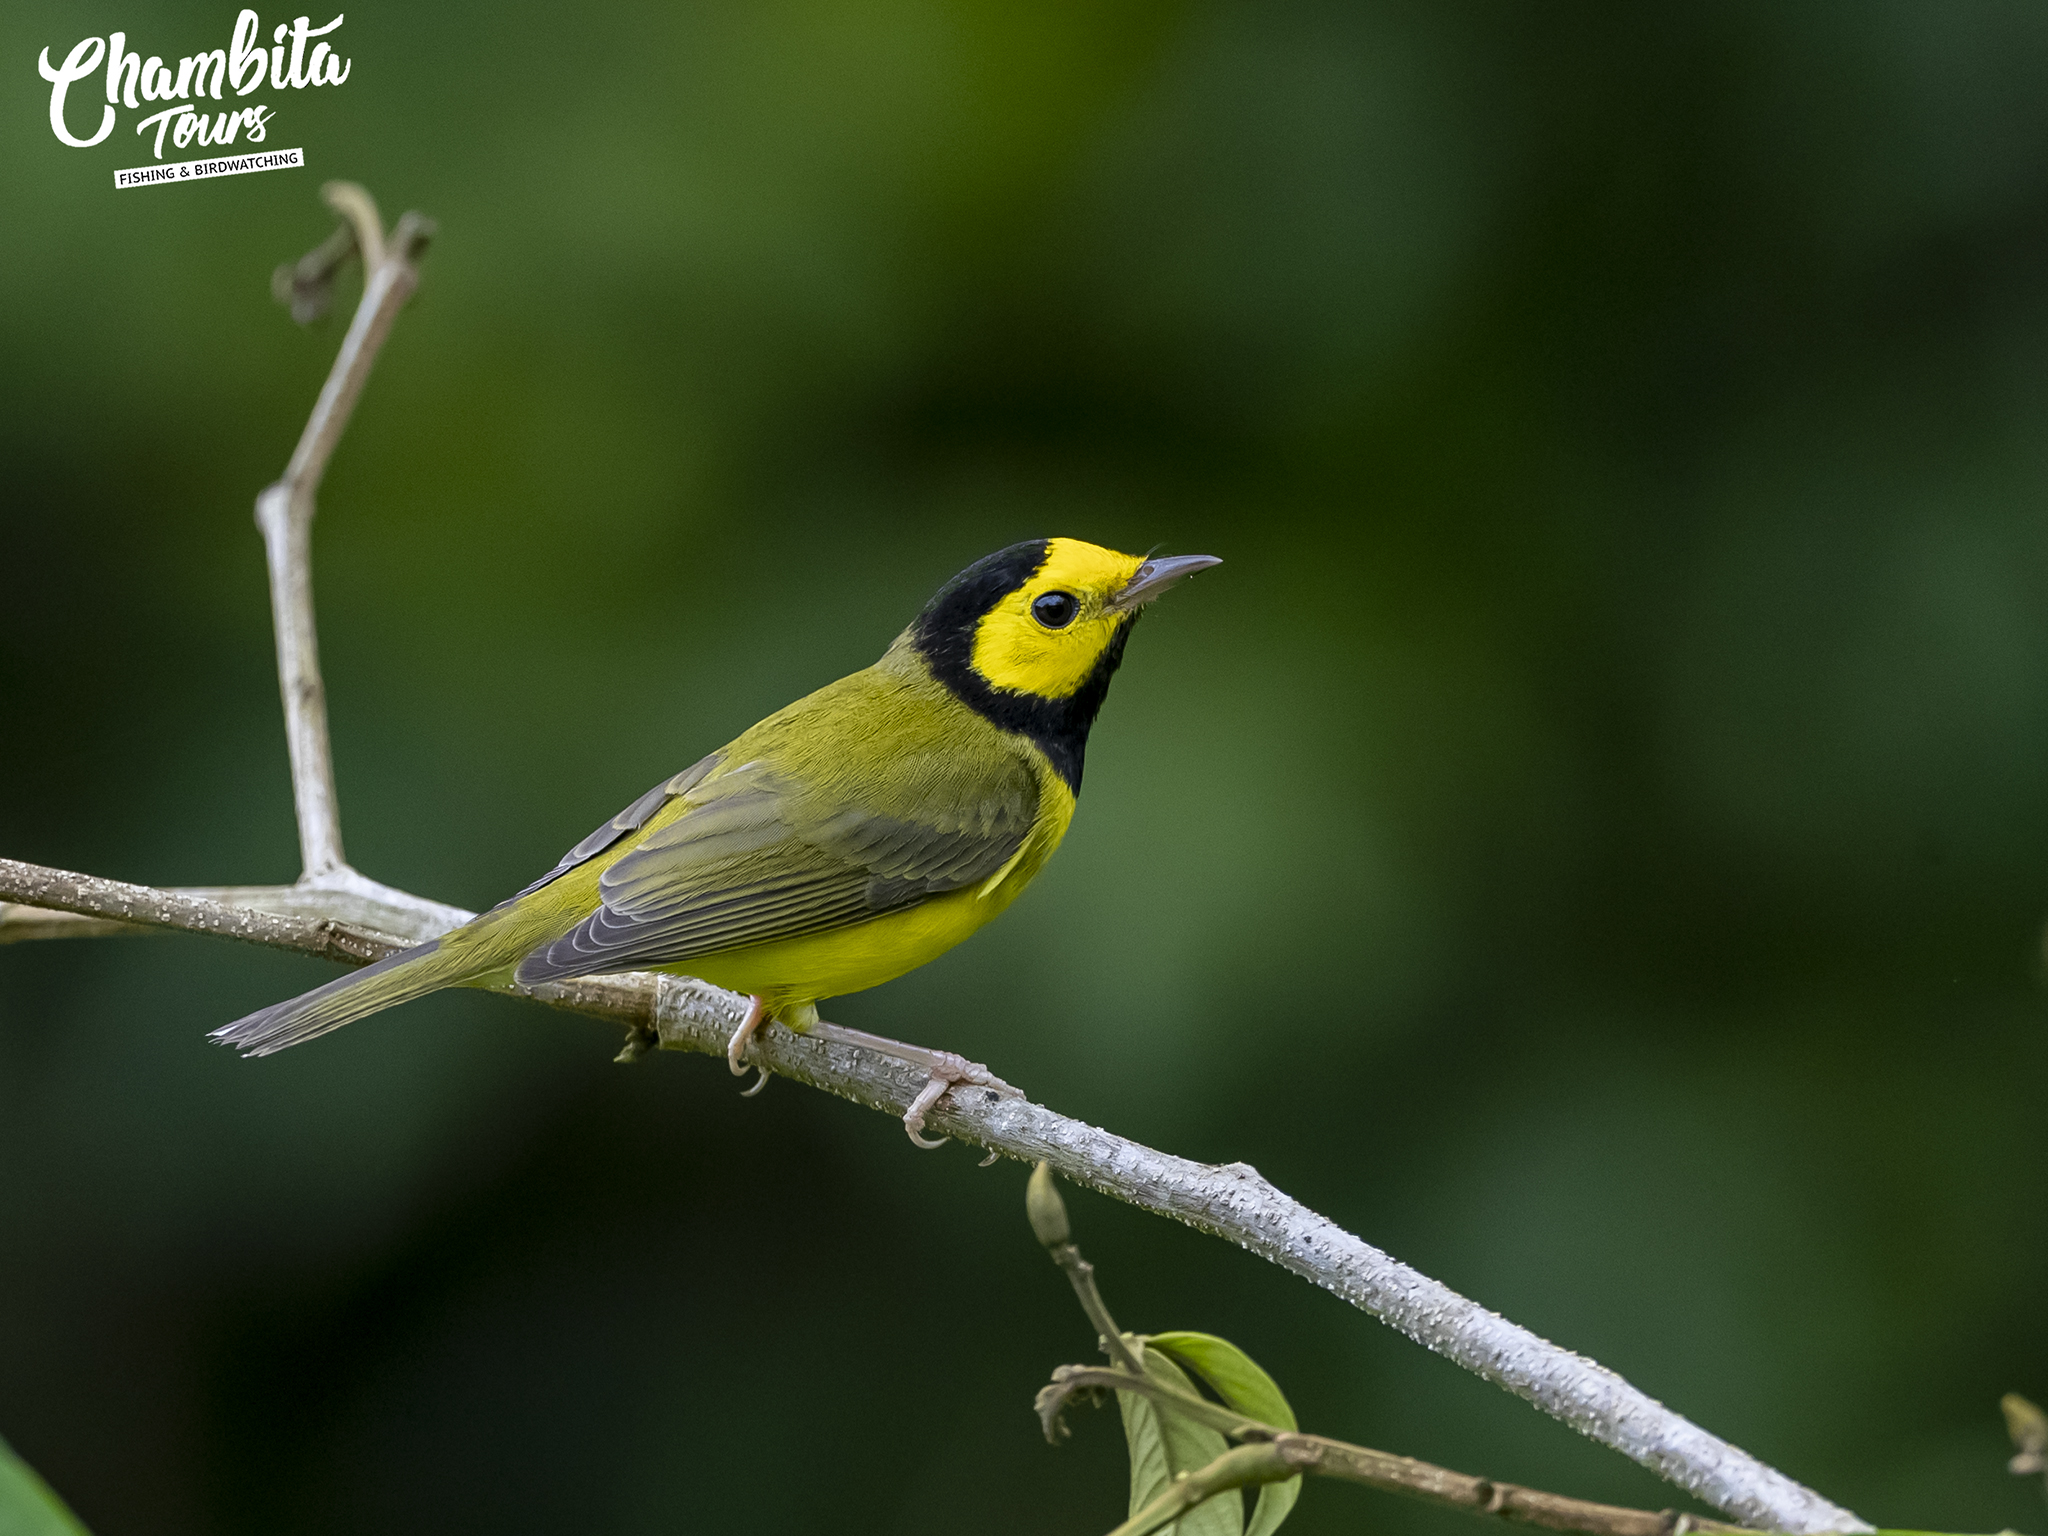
<box><xmin>1107</xmin><ymin>554</ymin><xmax>1222</xmax><ymax>614</ymax></box>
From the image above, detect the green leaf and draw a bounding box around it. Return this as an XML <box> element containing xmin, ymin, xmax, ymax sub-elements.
<box><xmin>1146</xmin><ymin>1333</ymin><xmax>1298</xmax><ymax>1432</ymax></box>
<box><xmin>0</xmin><ymin>1435</ymin><xmax>91</xmax><ymax>1536</ymax></box>
<box><xmin>1147</xmin><ymin>1332</ymin><xmax>1301</xmax><ymax>1536</ymax></box>
<box><xmin>1117</xmin><ymin>1339</ymin><xmax>1242</xmax><ymax>1536</ymax></box>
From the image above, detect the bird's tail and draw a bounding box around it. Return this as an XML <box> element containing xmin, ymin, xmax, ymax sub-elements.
<box><xmin>210</xmin><ymin>933</ymin><xmax>492</xmax><ymax>1056</ymax></box>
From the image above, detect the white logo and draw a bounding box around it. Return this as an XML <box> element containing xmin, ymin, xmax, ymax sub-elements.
<box><xmin>37</xmin><ymin>10</ymin><xmax>350</xmax><ymax>162</ymax></box>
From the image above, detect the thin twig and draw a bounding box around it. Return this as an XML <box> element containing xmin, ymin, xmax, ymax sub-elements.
<box><xmin>1042</xmin><ymin>1364</ymin><xmax>1747</xmax><ymax>1536</ymax></box>
<box><xmin>255</xmin><ymin>183</ymin><xmax>434</xmax><ymax>881</ymax></box>
<box><xmin>1053</xmin><ymin>1244</ymin><xmax>1143</xmax><ymax>1375</ymax></box>
<box><xmin>320</xmin><ymin>181</ymin><xmax>386</xmax><ymax>272</ymax></box>
<box><xmin>0</xmin><ymin>185</ymin><xmax>1870</xmax><ymax>1536</ymax></box>
<box><xmin>1028</xmin><ymin>1161</ymin><xmax>1146</xmax><ymax>1375</ymax></box>
<box><xmin>270</xmin><ymin>221</ymin><xmax>356</xmax><ymax>325</ymax></box>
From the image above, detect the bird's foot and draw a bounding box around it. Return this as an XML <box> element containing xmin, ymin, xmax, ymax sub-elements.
<box><xmin>726</xmin><ymin>995</ymin><xmax>767</xmax><ymax>1078</ymax></box>
<box><xmin>805</xmin><ymin>1020</ymin><xmax>1022</xmax><ymax>1149</ymax></box>
<box><xmin>899</xmin><ymin>1051</ymin><xmax>1017</xmax><ymax>1149</ymax></box>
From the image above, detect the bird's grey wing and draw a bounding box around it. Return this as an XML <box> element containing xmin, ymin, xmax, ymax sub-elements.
<box><xmin>506</xmin><ymin>752</ymin><xmax>723</xmax><ymax>902</ymax></box>
<box><xmin>512</xmin><ymin>755</ymin><xmax>1037</xmax><ymax>985</ymax></box>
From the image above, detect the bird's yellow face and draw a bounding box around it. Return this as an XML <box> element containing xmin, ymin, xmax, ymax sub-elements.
<box><xmin>906</xmin><ymin>536</ymin><xmax>1220</xmax><ymax>791</ymax></box>
<box><xmin>968</xmin><ymin>538</ymin><xmax>1147</xmax><ymax>699</ymax></box>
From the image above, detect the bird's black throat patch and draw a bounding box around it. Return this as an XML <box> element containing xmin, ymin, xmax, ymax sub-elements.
<box><xmin>909</xmin><ymin>539</ymin><xmax>1135</xmax><ymax>793</ymax></box>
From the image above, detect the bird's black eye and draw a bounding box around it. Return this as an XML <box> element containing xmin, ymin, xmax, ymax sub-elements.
<box><xmin>1031</xmin><ymin>590</ymin><xmax>1079</xmax><ymax>629</ymax></box>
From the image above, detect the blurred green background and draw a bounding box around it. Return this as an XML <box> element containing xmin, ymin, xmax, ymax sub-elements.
<box><xmin>4</xmin><ymin>1</ymin><xmax>2046</xmax><ymax>1532</ymax></box>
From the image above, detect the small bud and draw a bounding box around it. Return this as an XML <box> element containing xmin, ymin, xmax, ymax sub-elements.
<box><xmin>1026</xmin><ymin>1161</ymin><xmax>1071</xmax><ymax>1247</ymax></box>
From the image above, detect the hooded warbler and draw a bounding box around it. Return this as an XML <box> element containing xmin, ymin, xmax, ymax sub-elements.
<box><xmin>213</xmin><ymin>537</ymin><xmax>1218</xmax><ymax>1126</ymax></box>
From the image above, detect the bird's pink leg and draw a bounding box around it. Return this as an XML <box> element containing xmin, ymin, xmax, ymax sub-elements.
<box><xmin>804</xmin><ymin>1020</ymin><xmax>1022</xmax><ymax>1149</ymax></box>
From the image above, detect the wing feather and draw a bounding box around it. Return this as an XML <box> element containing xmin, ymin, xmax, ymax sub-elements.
<box><xmin>509</xmin><ymin>752</ymin><xmax>723</xmax><ymax>901</ymax></box>
<box><xmin>513</xmin><ymin>750</ymin><xmax>1037</xmax><ymax>986</ymax></box>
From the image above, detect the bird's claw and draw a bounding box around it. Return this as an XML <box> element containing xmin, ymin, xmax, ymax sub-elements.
<box><xmin>796</xmin><ymin>1020</ymin><xmax>1022</xmax><ymax>1150</ymax></box>
<box><xmin>904</xmin><ymin>1074</ymin><xmax>951</xmax><ymax>1149</ymax></box>
<box><xmin>727</xmin><ymin>994</ymin><xmax>767</xmax><ymax>1077</ymax></box>
<box><xmin>900</xmin><ymin>1050</ymin><xmax>1020</xmax><ymax>1150</ymax></box>
<box><xmin>740</xmin><ymin>1064</ymin><xmax>772</xmax><ymax>1097</ymax></box>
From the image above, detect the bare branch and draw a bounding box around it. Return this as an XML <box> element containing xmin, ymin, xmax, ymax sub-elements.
<box><xmin>0</xmin><ymin>859</ymin><xmax>663</xmax><ymax>1027</ymax></box>
<box><xmin>1</xmin><ymin>876</ymin><xmax>469</xmax><ymax>947</ymax></box>
<box><xmin>256</xmin><ymin>184</ymin><xmax>434</xmax><ymax>881</ymax></box>
<box><xmin>0</xmin><ymin>855</ymin><xmax>1867</xmax><ymax>1533</ymax></box>
<box><xmin>0</xmin><ymin>860</ymin><xmax>403</xmax><ymax>964</ymax></box>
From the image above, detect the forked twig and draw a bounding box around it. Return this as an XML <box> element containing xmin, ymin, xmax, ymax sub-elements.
<box><xmin>6</xmin><ymin>185</ymin><xmax>457</xmax><ymax>949</ymax></box>
<box><xmin>1039</xmin><ymin>1363</ymin><xmax>1745</xmax><ymax>1536</ymax></box>
<box><xmin>257</xmin><ymin>182</ymin><xmax>433</xmax><ymax>886</ymax></box>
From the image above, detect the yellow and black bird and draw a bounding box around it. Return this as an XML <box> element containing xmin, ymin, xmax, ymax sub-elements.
<box><xmin>214</xmin><ymin>538</ymin><xmax>1217</xmax><ymax>1135</ymax></box>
